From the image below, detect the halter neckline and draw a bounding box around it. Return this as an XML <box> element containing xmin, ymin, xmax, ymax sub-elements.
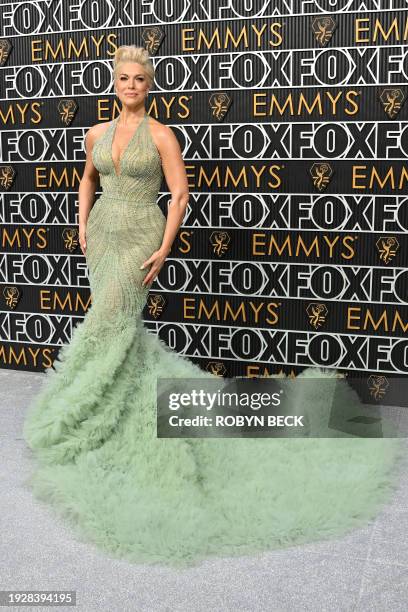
<box><xmin>110</xmin><ymin>112</ymin><xmax>148</xmax><ymax>178</ymax></box>
<box><xmin>114</xmin><ymin>112</ymin><xmax>148</xmax><ymax>126</ymax></box>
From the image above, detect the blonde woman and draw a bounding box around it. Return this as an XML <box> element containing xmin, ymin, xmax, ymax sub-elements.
<box><xmin>23</xmin><ymin>45</ymin><xmax>404</xmax><ymax>568</ymax></box>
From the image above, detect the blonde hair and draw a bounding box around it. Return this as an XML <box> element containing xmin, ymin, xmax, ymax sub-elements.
<box><xmin>113</xmin><ymin>45</ymin><xmax>154</xmax><ymax>87</ymax></box>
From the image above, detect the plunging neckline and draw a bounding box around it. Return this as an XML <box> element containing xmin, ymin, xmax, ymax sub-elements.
<box><xmin>110</xmin><ymin>112</ymin><xmax>147</xmax><ymax>178</ymax></box>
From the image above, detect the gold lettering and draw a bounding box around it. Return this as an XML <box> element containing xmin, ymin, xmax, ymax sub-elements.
<box><xmin>373</xmin><ymin>18</ymin><xmax>399</xmax><ymax>42</ymax></box>
<box><xmin>198</xmin><ymin>301</ymin><xmax>221</xmax><ymax>320</ymax></box>
<box><xmin>246</xmin><ymin>365</ymin><xmax>272</xmax><ymax>377</ymax></box>
<box><xmin>39</xmin><ymin>290</ymin><xmax>92</xmax><ymax>312</ymax></box>
<box><xmin>269</xmin><ymin>22</ymin><xmax>283</xmax><ymax>47</ymax></box>
<box><xmin>183</xmin><ymin>298</ymin><xmax>195</xmax><ymax>319</ymax></box>
<box><xmin>36</xmin><ymin>167</ymin><xmax>82</xmax><ymax>188</ymax></box>
<box><xmin>178</xmin><ymin>231</ymin><xmax>192</xmax><ymax>253</ymax></box>
<box><xmin>344</xmin><ymin>90</ymin><xmax>360</xmax><ymax>115</ymax></box>
<box><xmin>347</xmin><ymin>307</ymin><xmax>408</xmax><ymax>332</ymax></box>
<box><xmin>181</xmin><ymin>28</ymin><xmax>195</xmax><ymax>51</ymax></box>
<box><xmin>253</xmin><ymin>91</ymin><xmax>360</xmax><ymax>118</ymax></box>
<box><xmin>267</xmin><ymin>165</ymin><xmax>282</xmax><ymax>188</ymax></box>
<box><xmin>296</xmin><ymin>235</ymin><xmax>319</xmax><ymax>257</ymax></box>
<box><xmin>266</xmin><ymin>302</ymin><xmax>279</xmax><ymax>325</ymax></box>
<box><xmin>355</xmin><ymin>18</ymin><xmax>370</xmax><ymax>42</ymax></box>
<box><xmin>355</xmin><ymin>17</ymin><xmax>407</xmax><ymax>43</ymax></box>
<box><xmin>297</xmin><ymin>93</ymin><xmax>324</xmax><ymax>116</ymax></box>
<box><xmin>2</xmin><ymin>227</ymin><xmax>46</xmax><ymax>248</ymax></box>
<box><xmin>251</xmin><ymin>165</ymin><xmax>267</xmax><ymax>188</ymax></box>
<box><xmin>342</xmin><ymin>236</ymin><xmax>356</xmax><ymax>259</ymax></box>
<box><xmin>392</xmin><ymin>311</ymin><xmax>408</xmax><ymax>333</ymax></box>
<box><xmin>252</xmin><ymin>24</ymin><xmax>269</xmax><ymax>47</ymax></box>
<box><xmin>323</xmin><ymin>235</ymin><xmax>340</xmax><ymax>258</ymax></box>
<box><xmin>347</xmin><ymin>307</ymin><xmax>361</xmax><ymax>330</ymax></box>
<box><xmin>197</xmin><ymin>29</ymin><xmax>223</xmax><ymax>50</ymax></box>
<box><xmin>364</xmin><ymin>309</ymin><xmax>388</xmax><ymax>331</ymax></box>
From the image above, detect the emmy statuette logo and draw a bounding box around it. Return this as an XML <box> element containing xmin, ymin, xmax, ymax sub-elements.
<box><xmin>206</xmin><ymin>362</ymin><xmax>226</xmax><ymax>376</ymax></box>
<box><xmin>57</xmin><ymin>99</ymin><xmax>78</xmax><ymax>125</ymax></box>
<box><xmin>379</xmin><ymin>88</ymin><xmax>406</xmax><ymax>119</ymax></box>
<box><xmin>310</xmin><ymin>163</ymin><xmax>334</xmax><ymax>191</ymax></box>
<box><xmin>3</xmin><ymin>286</ymin><xmax>20</xmax><ymax>309</ymax></box>
<box><xmin>141</xmin><ymin>27</ymin><xmax>164</xmax><ymax>55</ymax></box>
<box><xmin>367</xmin><ymin>375</ymin><xmax>389</xmax><ymax>400</ymax></box>
<box><xmin>0</xmin><ymin>39</ymin><xmax>12</xmax><ymax>65</ymax></box>
<box><xmin>306</xmin><ymin>303</ymin><xmax>328</xmax><ymax>329</ymax></box>
<box><xmin>209</xmin><ymin>93</ymin><xmax>232</xmax><ymax>121</ymax></box>
<box><xmin>311</xmin><ymin>17</ymin><xmax>337</xmax><ymax>46</ymax></box>
<box><xmin>210</xmin><ymin>231</ymin><xmax>231</xmax><ymax>257</ymax></box>
<box><xmin>62</xmin><ymin>228</ymin><xmax>79</xmax><ymax>253</ymax></box>
<box><xmin>0</xmin><ymin>166</ymin><xmax>15</xmax><ymax>190</ymax></box>
<box><xmin>147</xmin><ymin>294</ymin><xmax>166</xmax><ymax>318</ymax></box>
<box><xmin>376</xmin><ymin>237</ymin><xmax>399</xmax><ymax>264</ymax></box>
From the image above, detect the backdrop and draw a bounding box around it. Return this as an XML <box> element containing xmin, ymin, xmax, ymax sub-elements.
<box><xmin>0</xmin><ymin>0</ymin><xmax>407</xmax><ymax>406</ymax></box>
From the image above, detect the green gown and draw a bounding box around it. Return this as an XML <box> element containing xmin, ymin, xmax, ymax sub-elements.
<box><xmin>23</xmin><ymin>112</ymin><xmax>405</xmax><ymax>568</ymax></box>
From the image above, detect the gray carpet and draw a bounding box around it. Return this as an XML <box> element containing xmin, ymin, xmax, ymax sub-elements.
<box><xmin>1</xmin><ymin>368</ymin><xmax>407</xmax><ymax>612</ymax></box>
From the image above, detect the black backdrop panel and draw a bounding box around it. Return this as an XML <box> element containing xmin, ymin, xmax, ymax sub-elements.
<box><xmin>1</xmin><ymin>0</ymin><xmax>408</xmax><ymax>406</ymax></box>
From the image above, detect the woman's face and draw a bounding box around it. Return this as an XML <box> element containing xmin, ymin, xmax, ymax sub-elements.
<box><xmin>114</xmin><ymin>62</ymin><xmax>150</xmax><ymax>107</ymax></box>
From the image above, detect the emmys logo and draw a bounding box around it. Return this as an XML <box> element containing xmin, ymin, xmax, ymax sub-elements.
<box><xmin>379</xmin><ymin>88</ymin><xmax>405</xmax><ymax>119</ymax></box>
<box><xmin>3</xmin><ymin>286</ymin><xmax>20</xmax><ymax>309</ymax></box>
<box><xmin>57</xmin><ymin>99</ymin><xmax>78</xmax><ymax>125</ymax></box>
<box><xmin>306</xmin><ymin>303</ymin><xmax>328</xmax><ymax>329</ymax></box>
<box><xmin>0</xmin><ymin>39</ymin><xmax>11</xmax><ymax>66</ymax></box>
<box><xmin>206</xmin><ymin>362</ymin><xmax>226</xmax><ymax>376</ymax></box>
<box><xmin>62</xmin><ymin>228</ymin><xmax>79</xmax><ymax>252</ymax></box>
<box><xmin>311</xmin><ymin>17</ymin><xmax>337</xmax><ymax>46</ymax></box>
<box><xmin>376</xmin><ymin>237</ymin><xmax>399</xmax><ymax>264</ymax></box>
<box><xmin>367</xmin><ymin>375</ymin><xmax>389</xmax><ymax>400</ymax></box>
<box><xmin>147</xmin><ymin>294</ymin><xmax>166</xmax><ymax>318</ymax></box>
<box><xmin>210</xmin><ymin>231</ymin><xmax>230</xmax><ymax>256</ymax></box>
<box><xmin>209</xmin><ymin>93</ymin><xmax>232</xmax><ymax>121</ymax></box>
<box><xmin>0</xmin><ymin>165</ymin><xmax>15</xmax><ymax>190</ymax></box>
<box><xmin>141</xmin><ymin>27</ymin><xmax>164</xmax><ymax>55</ymax></box>
<box><xmin>310</xmin><ymin>163</ymin><xmax>333</xmax><ymax>191</ymax></box>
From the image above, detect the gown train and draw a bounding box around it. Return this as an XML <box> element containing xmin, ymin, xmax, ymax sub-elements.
<box><xmin>23</xmin><ymin>112</ymin><xmax>405</xmax><ymax>568</ymax></box>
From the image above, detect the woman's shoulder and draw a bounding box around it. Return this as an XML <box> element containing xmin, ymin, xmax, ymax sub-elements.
<box><xmin>147</xmin><ymin>115</ymin><xmax>168</xmax><ymax>130</ymax></box>
<box><xmin>84</xmin><ymin>120</ymin><xmax>113</xmax><ymax>152</ymax></box>
<box><xmin>147</xmin><ymin>115</ymin><xmax>179</xmax><ymax>143</ymax></box>
<box><xmin>87</xmin><ymin>119</ymin><xmax>113</xmax><ymax>140</ymax></box>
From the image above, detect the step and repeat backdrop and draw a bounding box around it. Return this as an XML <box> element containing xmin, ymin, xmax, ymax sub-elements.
<box><xmin>1</xmin><ymin>0</ymin><xmax>408</xmax><ymax>406</ymax></box>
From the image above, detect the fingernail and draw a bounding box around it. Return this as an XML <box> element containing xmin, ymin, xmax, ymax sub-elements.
<box><xmin>140</xmin><ymin>264</ymin><xmax>144</xmax><ymax>269</ymax></box>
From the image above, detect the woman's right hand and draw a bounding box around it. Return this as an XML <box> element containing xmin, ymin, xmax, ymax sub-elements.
<box><xmin>79</xmin><ymin>226</ymin><xmax>87</xmax><ymax>255</ymax></box>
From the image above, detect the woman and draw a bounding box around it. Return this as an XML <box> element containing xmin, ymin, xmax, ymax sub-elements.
<box><xmin>23</xmin><ymin>45</ymin><xmax>404</xmax><ymax>568</ymax></box>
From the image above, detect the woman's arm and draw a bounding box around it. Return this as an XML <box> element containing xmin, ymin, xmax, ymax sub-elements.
<box><xmin>78</xmin><ymin>127</ymin><xmax>100</xmax><ymax>255</ymax></box>
<box><xmin>156</xmin><ymin>125</ymin><xmax>190</xmax><ymax>255</ymax></box>
<box><xmin>141</xmin><ymin>123</ymin><xmax>190</xmax><ymax>287</ymax></box>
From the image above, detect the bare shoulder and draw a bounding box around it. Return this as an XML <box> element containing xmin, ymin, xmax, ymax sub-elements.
<box><xmin>85</xmin><ymin>120</ymin><xmax>112</xmax><ymax>149</ymax></box>
<box><xmin>146</xmin><ymin>116</ymin><xmax>180</xmax><ymax>154</ymax></box>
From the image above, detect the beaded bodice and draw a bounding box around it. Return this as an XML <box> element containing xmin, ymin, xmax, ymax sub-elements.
<box><xmin>91</xmin><ymin>112</ymin><xmax>163</xmax><ymax>202</ymax></box>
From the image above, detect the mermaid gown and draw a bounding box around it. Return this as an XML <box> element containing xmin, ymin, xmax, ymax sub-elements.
<box><xmin>22</xmin><ymin>112</ymin><xmax>405</xmax><ymax>568</ymax></box>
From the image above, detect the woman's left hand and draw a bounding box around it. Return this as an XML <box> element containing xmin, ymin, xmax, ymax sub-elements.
<box><xmin>140</xmin><ymin>248</ymin><xmax>170</xmax><ymax>287</ymax></box>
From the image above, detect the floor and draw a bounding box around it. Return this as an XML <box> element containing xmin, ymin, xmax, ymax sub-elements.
<box><xmin>1</xmin><ymin>368</ymin><xmax>407</xmax><ymax>612</ymax></box>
